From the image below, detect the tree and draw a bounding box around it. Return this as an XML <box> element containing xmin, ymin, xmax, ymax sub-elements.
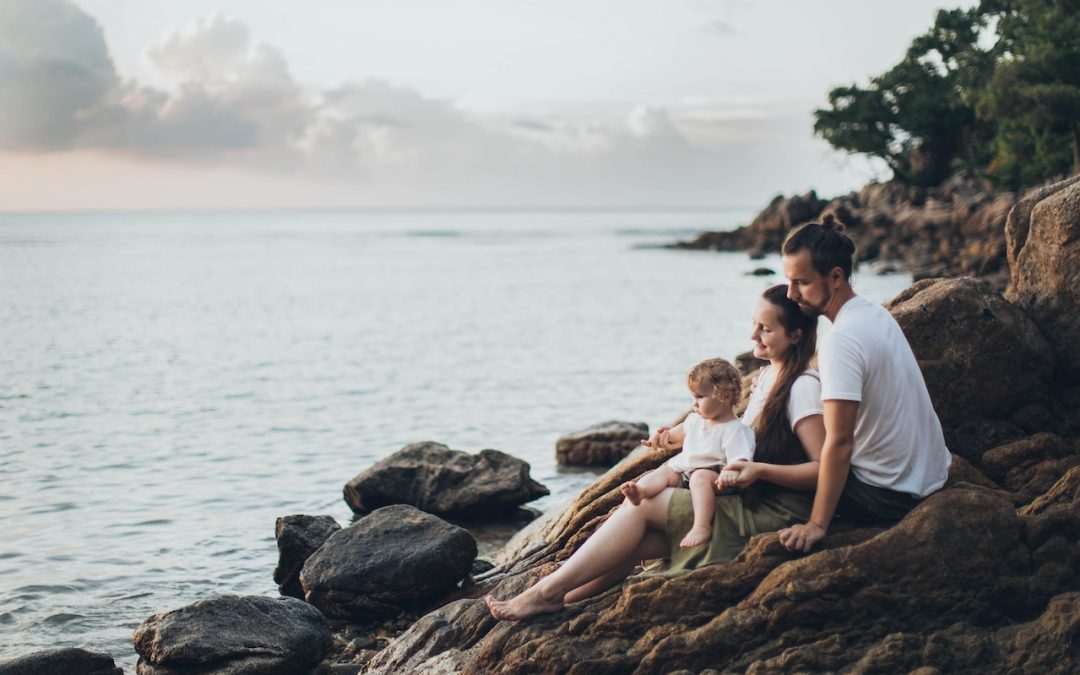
<box><xmin>813</xmin><ymin>9</ymin><xmax>994</xmax><ymax>186</ymax></box>
<box><xmin>977</xmin><ymin>0</ymin><xmax>1080</xmax><ymax>187</ymax></box>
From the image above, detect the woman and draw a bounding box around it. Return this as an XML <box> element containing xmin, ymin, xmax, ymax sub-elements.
<box><xmin>487</xmin><ymin>284</ymin><xmax>824</xmax><ymax>619</ymax></box>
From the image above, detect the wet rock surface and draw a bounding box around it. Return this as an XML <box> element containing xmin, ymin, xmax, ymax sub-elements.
<box><xmin>132</xmin><ymin>594</ymin><xmax>330</xmax><ymax>675</ymax></box>
<box><xmin>300</xmin><ymin>505</ymin><xmax>477</xmax><ymax>621</ymax></box>
<box><xmin>0</xmin><ymin>648</ymin><xmax>123</xmax><ymax>675</ymax></box>
<box><xmin>274</xmin><ymin>514</ymin><xmax>342</xmax><ymax>599</ymax></box>
<box><xmin>555</xmin><ymin>420</ymin><xmax>648</xmax><ymax>467</ymax></box>
<box><xmin>343</xmin><ymin>442</ymin><xmax>548</xmax><ymax>517</ymax></box>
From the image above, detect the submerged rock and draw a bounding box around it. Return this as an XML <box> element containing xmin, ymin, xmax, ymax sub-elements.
<box><xmin>343</xmin><ymin>442</ymin><xmax>548</xmax><ymax>517</ymax></box>
<box><xmin>132</xmin><ymin>594</ymin><xmax>330</xmax><ymax>675</ymax></box>
<box><xmin>299</xmin><ymin>505</ymin><xmax>476</xmax><ymax>621</ymax></box>
<box><xmin>274</xmin><ymin>514</ymin><xmax>342</xmax><ymax>599</ymax></box>
<box><xmin>0</xmin><ymin>648</ymin><xmax>123</xmax><ymax>675</ymax></box>
<box><xmin>555</xmin><ymin>420</ymin><xmax>648</xmax><ymax>467</ymax></box>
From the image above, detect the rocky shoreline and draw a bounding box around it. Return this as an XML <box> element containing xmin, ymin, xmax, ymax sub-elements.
<box><xmin>674</xmin><ymin>172</ymin><xmax>1020</xmax><ymax>290</ymax></box>
<box><xmin>4</xmin><ymin>175</ymin><xmax>1080</xmax><ymax>674</ymax></box>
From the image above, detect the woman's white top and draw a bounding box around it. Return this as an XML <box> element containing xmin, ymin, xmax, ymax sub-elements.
<box><xmin>741</xmin><ymin>366</ymin><xmax>824</xmax><ymax>431</ymax></box>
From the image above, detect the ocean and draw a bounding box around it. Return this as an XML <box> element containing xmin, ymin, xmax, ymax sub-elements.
<box><xmin>0</xmin><ymin>208</ymin><xmax>911</xmax><ymax>669</ymax></box>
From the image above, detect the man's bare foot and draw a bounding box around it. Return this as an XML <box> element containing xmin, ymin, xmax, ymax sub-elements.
<box><xmin>620</xmin><ymin>481</ymin><xmax>642</xmax><ymax>506</ymax></box>
<box><xmin>679</xmin><ymin>524</ymin><xmax>712</xmax><ymax>548</ymax></box>
<box><xmin>485</xmin><ymin>585</ymin><xmax>564</xmax><ymax>621</ymax></box>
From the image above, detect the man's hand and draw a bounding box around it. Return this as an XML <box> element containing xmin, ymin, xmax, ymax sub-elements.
<box><xmin>778</xmin><ymin>521</ymin><xmax>827</xmax><ymax>553</ymax></box>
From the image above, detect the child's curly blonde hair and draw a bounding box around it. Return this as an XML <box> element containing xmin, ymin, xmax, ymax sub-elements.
<box><xmin>687</xmin><ymin>358</ymin><xmax>741</xmax><ymax>403</ymax></box>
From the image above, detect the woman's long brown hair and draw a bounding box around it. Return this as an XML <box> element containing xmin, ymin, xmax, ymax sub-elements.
<box><xmin>752</xmin><ymin>284</ymin><xmax>818</xmax><ymax>465</ymax></box>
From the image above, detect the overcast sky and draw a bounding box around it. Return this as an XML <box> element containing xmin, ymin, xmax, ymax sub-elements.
<box><xmin>0</xmin><ymin>0</ymin><xmax>975</xmax><ymax>210</ymax></box>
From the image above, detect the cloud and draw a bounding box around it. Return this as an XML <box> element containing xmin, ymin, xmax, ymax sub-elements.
<box><xmin>0</xmin><ymin>0</ymin><xmax>119</xmax><ymax>149</ymax></box>
<box><xmin>0</xmin><ymin>0</ymin><xmax>864</xmax><ymax>206</ymax></box>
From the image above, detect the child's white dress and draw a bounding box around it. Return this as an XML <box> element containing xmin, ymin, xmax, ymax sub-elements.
<box><xmin>667</xmin><ymin>413</ymin><xmax>755</xmax><ymax>476</ymax></box>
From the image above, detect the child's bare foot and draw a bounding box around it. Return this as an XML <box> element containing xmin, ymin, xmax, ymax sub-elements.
<box><xmin>620</xmin><ymin>481</ymin><xmax>642</xmax><ymax>506</ymax></box>
<box><xmin>485</xmin><ymin>585</ymin><xmax>564</xmax><ymax>621</ymax></box>
<box><xmin>680</xmin><ymin>524</ymin><xmax>712</xmax><ymax>548</ymax></box>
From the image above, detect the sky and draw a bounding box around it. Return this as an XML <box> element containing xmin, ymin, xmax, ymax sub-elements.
<box><xmin>0</xmin><ymin>0</ymin><xmax>976</xmax><ymax>210</ymax></box>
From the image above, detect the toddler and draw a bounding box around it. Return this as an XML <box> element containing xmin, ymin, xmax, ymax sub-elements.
<box><xmin>621</xmin><ymin>357</ymin><xmax>755</xmax><ymax>548</ymax></box>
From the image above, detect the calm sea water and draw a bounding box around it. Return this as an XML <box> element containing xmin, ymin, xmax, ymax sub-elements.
<box><xmin>0</xmin><ymin>209</ymin><xmax>911</xmax><ymax>669</ymax></box>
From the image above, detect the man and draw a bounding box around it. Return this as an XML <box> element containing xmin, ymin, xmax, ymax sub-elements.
<box><xmin>776</xmin><ymin>214</ymin><xmax>951</xmax><ymax>553</ymax></box>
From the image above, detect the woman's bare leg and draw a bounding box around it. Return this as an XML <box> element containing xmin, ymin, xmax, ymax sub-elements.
<box><xmin>486</xmin><ymin>488</ymin><xmax>675</xmax><ymax>620</ymax></box>
<box><xmin>562</xmin><ymin>529</ymin><xmax>669</xmax><ymax>604</ymax></box>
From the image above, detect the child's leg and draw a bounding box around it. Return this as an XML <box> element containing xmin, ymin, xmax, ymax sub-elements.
<box><xmin>620</xmin><ymin>465</ymin><xmax>681</xmax><ymax>506</ymax></box>
<box><xmin>680</xmin><ymin>469</ymin><xmax>720</xmax><ymax>548</ymax></box>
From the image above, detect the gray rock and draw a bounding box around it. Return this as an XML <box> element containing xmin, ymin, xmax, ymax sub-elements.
<box><xmin>1006</xmin><ymin>174</ymin><xmax>1080</xmax><ymax>382</ymax></box>
<box><xmin>555</xmin><ymin>421</ymin><xmax>648</xmax><ymax>467</ymax></box>
<box><xmin>343</xmin><ymin>442</ymin><xmax>548</xmax><ymax>517</ymax></box>
<box><xmin>273</xmin><ymin>515</ymin><xmax>341</xmax><ymax>599</ymax></box>
<box><xmin>299</xmin><ymin>505</ymin><xmax>476</xmax><ymax>620</ymax></box>
<box><xmin>132</xmin><ymin>595</ymin><xmax>330</xmax><ymax>675</ymax></box>
<box><xmin>0</xmin><ymin>648</ymin><xmax>122</xmax><ymax>675</ymax></box>
<box><xmin>887</xmin><ymin>277</ymin><xmax>1054</xmax><ymax>461</ymax></box>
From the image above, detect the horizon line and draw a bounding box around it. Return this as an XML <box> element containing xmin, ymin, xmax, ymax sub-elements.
<box><xmin>0</xmin><ymin>204</ymin><xmax>760</xmax><ymax>217</ymax></box>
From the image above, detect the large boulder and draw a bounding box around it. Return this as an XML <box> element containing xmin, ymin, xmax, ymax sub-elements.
<box><xmin>343</xmin><ymin>442</ymin><xmax>548</xmax><ymax>517</ymax></box>
<box><xmin>0</xmin><ymin>648</ymin><xmax>123</xmax><ymax>675</ymax></box>
<box><xmin>132</xmin><ymin>595</ymin><xmax>330</xmax><ymax>675</ymax></box>
<box><xmin>273</xmin><ymin>514</ymin><xmax>341</xmax><ymax>599</ymax></box>
<box><xmin>1006</xmin><ymin>174</ymin><xmax>1080</xmax><ymax>382</ymax></box>
<box><xmin>555</xmin><ymin>420</ymin><xmax>648</xmax><ymax>467</ymax></box>
<box><xmin>299</xmin><ymin>505</ymin><xmax>476</xmax><ymax>620</ymax></box>
<box><xmin>886</xmin><ymin>276</ymin><xmax>1055</xmax><ymax>461</ymax></box>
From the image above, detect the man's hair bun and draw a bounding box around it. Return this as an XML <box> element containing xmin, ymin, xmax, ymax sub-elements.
<box><xmin>820</xmin><ymin>213</ymin><xmax>844</xmax><ymax>232</ymax></box>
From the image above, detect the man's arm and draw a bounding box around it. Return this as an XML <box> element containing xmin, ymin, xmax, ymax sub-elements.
<box><xmin>778</xmin><ymin>399</ymin><xmax>859</xmax><ymax>553</ymax></box>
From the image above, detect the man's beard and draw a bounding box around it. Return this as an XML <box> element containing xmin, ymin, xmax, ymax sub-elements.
<box><xmin>798</xmin><ymin>286</ymin><xmax>832</xmax><ymax>317</ymax></box>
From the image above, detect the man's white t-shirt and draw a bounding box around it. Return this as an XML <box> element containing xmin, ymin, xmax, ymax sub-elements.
<box><xmin>819</xmin><ymin>295</ymin><xmax>950</xmax><ymax>498</ymax></box>
<box><xmin>667</xmin><ymin>414</ymin><xmax>755</xmax><ymax>473</ymax></box>
<box><xmin>741</xmin><ymin>366</ymin><xmax>824</xmax><ymax>432</ymax></box>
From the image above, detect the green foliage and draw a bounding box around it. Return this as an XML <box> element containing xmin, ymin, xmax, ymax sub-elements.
<box><xmin>814</xmin><ymin>1</ymin><xmax>1080</xmax><ymax>189</ymax></box>
<box><xmin>977</xmin><ymin>0</ymin><xmax>1080</xmax><ymax>187</ymax></box>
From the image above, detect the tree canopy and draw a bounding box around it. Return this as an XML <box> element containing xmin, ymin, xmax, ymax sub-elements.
<box><xmin>814</xmin><ymin>0</ymin><xmax>1080</xmax><ymax>189</ymax></box>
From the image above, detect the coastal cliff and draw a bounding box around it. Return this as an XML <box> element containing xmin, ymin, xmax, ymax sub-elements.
<box><xmin>360</xmin><ymin>176</ymin><xmax>1080</xmax><ymax>674</ymax></box>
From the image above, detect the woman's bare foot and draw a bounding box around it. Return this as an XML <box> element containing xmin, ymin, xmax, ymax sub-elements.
<box><xmin>485</xmin><ymin>584</ymin><xmax>564</xmax><ymax>621</ymax></box>
<box><xmin>620</xmin><ymin>481</ymin><xmax>642</xmax><ymax>506</ymax></box>
<box><xmin>679</xmin><ymin>524</ymin><xmax>712</xmax><ymax>548</ymax></box>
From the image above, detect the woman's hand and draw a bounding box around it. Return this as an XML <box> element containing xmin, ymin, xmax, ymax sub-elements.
<box><xmin>719</xmin><ymin>460</ymin><xmax>764</xmax><ymax>488</ymax></box>
<box><xmin>642</xmin><ymin>426</ymin><xmax>672</xmax><ymax>450</ymax></box>
<box><xmin>717</xmin><ymin>469</ymin><xmax>740</xmax><ymax>488</ymax></box>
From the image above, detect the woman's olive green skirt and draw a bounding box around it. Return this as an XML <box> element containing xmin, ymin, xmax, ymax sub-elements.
<box><xmin>653</xmin><ymin>487</ymin><xmax>813</xmax><ymax>574</ymax></box>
